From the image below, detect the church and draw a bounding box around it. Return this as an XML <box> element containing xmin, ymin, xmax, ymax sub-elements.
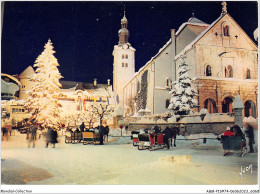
<box><xmin>113</xmin><ymin>2</ymin><xmax>258</xmax><ymax>118</ymax></box>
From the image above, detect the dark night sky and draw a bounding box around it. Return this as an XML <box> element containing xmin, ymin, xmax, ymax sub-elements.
<box><xmin>1</xmin><ymin>1</ymin><xmax>258</xmax><ymax>84</ymax></box>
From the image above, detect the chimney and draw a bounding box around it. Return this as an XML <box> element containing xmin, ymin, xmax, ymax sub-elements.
<box><xmin>107</xmin><ymin>79</ymin><xmax>110</xmax><ymax>86</ymax></box>
<box><xmin>93</xmin><ymin>78</ymin><xmax>97</xmax><ymax>87</ymax></box>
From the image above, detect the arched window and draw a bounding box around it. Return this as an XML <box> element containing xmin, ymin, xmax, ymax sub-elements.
<box><xmin>206</xmin><ymin>65</ymin><xmax>212</xmax><ymax>76</ymax></box>
<box><xmin>204</xmin><ymin>98</ymin><xmax>217</xmax><ymax>113</ymax></box>
<box><xmin>222</xmin><ymin>97</ymin><xmax>233</xmax><ymax>113</ymax></box>
<box><xmin>126</xmin><ymin>54</ymin><xmax>128</xmax><ymax>59</ymax></box>
<box><xmin>223</xmin><ymin>25</ymin><xmax>229</xmax><ymax>36</ymax></box>
<box><xmin>246</xmin><ymin>69</ymin><xmax>251</xmax><ymax>79</ymax></box>
<box><xmin>122</xmin><ymin>63</ymin><xmax>124</xmax><ymax>67</ymax></box>
<box><xmin>122</xmin><ymin>54</ymin><xmax>125</xmax><ymax>59</ymax></box>
<box><xmin>225</xmin><ymin>65</ymin><xmax>233</xmax><ymax>77</ymax></box>
<box><xmin>244</xmin><ymin>100</ymin><xmax>256</xmax><ymax>118</ymax></box>
<box><xmin>125</xmin><ymin>63</ymin><xmax>128</xmax><ymax>67</ymax></box>
<box><xmin>166</xmin><ymin>99</ymin><xmax>170</xmax><ymax>108</ymax></box>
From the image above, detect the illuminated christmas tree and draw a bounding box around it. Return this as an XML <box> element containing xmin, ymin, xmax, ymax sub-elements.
<box><xmin>25</xmin><ymin>39</ymin><xmax>63</xmax><ymax>129</ymax></box>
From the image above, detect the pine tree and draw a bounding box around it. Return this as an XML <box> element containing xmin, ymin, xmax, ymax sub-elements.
<box><xmin>168</xmin><ymin>55</ymin><xmax>197</xmax><ymax>115</ymax></box>
<box><xmin>25</xmin><ymin>39</ymin><xmax>63</xmax><ymax>129</ymax></box>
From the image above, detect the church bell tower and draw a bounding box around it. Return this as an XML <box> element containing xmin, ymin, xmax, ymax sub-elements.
<box><xmin>113</xmin><ymin>11</ymin><xmax>135</xmax><ymax>106</ymax></box>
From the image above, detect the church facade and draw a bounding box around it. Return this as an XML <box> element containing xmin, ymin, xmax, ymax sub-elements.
<box><xmin>113</xmin><ymin>2</ymin><xmax>258</xmax><ymax>118</ymax></box>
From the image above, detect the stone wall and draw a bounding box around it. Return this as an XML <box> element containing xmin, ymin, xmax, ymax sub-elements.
<box><xmin>128</xmin><ymin>121</ymin><xmax>234</xmax><ymax>136</ymax></box>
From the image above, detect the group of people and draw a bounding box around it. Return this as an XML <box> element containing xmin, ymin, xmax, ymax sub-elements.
<box><xmin>1</xmin><ymin>126</ymin><xmax>13</xmax><ymax>141</ymax></box>
<box><xmin>223</xmin><ymin>124</ymin><xmax>255</xmax><ymax>153</ymax></box>
<box><xmin>26</xmin><ymin>121</ymin><xmax>58</xmax><ymax>148</ymax></box>
<box><xmin>67</xmin><ymin>122</ymin><xmax>110</xmax><ymax>145</ymax></box>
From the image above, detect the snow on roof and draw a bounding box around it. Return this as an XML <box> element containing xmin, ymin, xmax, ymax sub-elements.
<box><xmin>232</xmin><ymin>95</ymin><xmax>243</xmax><ymax>109</ymax></box>
<box><xmin>254</xmin><ymin>28</ymin><xmax>258</xmax><ymax>41</ymax></box>
<box><xmin>19</xmin><ymin>66</ymin><xmax>35</xmax><ymax>78</ymax></box>
<box><xmin>175</xmin><ymin>22</ymin><xmax>209</xmax><ymax>36</ymax></box>
<box><xmin>1</xmin><ymin>79</ymin><xmax>20</xmax><ymax>93</ymax></box>
<box><xmin>175</xmin><ymin>14</ymin><xmax>225</xmax><ymax>60</ymax></box>
<box><xmin>188</xmin><ymin>17</ymin><xmax>207</xmax><ymax>24</ymax></box>
<box><xmin>123</xmin><ymin>38</ymin><xmax>172</xmax><ymax>88</ymax></box>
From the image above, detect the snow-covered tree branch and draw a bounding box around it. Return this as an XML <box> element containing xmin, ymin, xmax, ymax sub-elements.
<box><xmin>90</xmin><ymin>103</ymin><xmax>114</xmax><ymax>126</ymax></box>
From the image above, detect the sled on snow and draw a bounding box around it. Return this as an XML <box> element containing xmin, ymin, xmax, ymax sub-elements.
<box><xmin>82</xmin><ymin>131</ymin><xmax>100</xmax><ymax>145</ymax></box>
<box><xmin>137</xmin><ymin>133</ymin><xmax>168</xmax><ymax>151</ymax></box>
<box><xmin>65</xmin><ymin>131</ymin><xmax>83</xmax><ymax>144</ymax></box>
<box><xmin>221</xmin><ymin>135</ymin><xmax>247</xmax><ymax>157</ymax></box>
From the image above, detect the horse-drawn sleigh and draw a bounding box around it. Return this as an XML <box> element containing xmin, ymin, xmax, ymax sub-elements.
<box><xmin>65</xmin><ymin>127</ymin><xmax>109</xmax><ymax>145</ymax></box>
<box><xmin>82</xmin><ymin>131</ymin><xmax>100</xmax><ymax>145</ymax></box>
<box><xmin>133</xmin><ymin>127</ymin><xmax>180</xmax><ymax>151</ymax></box>
<box><xmin>220</xmin><ymin>135</ymin><xmax>247</xmax><ymax>157</ymax></box>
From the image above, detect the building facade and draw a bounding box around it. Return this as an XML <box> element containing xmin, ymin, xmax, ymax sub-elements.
<box><xmin>119</xmin><ymin>2</ymin><xmax>258</xmax><ymax>118</ymax></box>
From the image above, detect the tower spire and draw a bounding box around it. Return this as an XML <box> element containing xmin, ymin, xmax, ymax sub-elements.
<box><xmin>118</xmin><ymin>9</ymin><xmax>129</xmax><ymax>45</ymax></box>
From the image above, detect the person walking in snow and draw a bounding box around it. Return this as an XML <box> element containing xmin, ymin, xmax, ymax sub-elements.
<box><xmin>27</xmin><ymin>122</ymin><xmax>38</xmax><ymax>148</ymax></box>
<box><xmin>99</xmin><ymin>125</ymin><xmax>104</xmax><ymax>145</ymax></box>
<box><xmin>1</xmin><ymin>127</ymin><xmax>8</xmax><ymax>141</ymax></box>
<box><xmin>46</xmin><ymin>128</ymin><xmax>52</xmax><ymax>148</ymax></box>
<box><xmin>245</xmin><ymin>124</ymin><xmax>255</xmax><ymax>153</ymax></box>
<box><xmin>51</xmin><ymin>129</ymin><xmax>58</xmax><ymax>148</ymax></box>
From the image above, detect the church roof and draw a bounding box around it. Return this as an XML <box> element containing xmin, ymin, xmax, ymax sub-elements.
<box><xmin>174</xmin><ymin>13</ymin><xmax>226</xmax><ymax>60</ymax></box>
<box><xmin>60</xmin><ymin>80</ymin><xmax>109</xmax><ymax>90</ymax></box>
<box><xmin>188</xmin><ymin>17</ymin><xmax>206</xmax><ymax>24</ymax></box>
<box><xmin>175</xmin><ymin>12</ymin><xmax>258</xmax><ymax>60</ymax></box>
<box><xmin>175</xmin><ymin>17</ymin><xmax>209</xmax><ymax>36</ymax></box>
<box><xmin>19</xmin><ymin>66</ymin><xmax>35</xmax><ymax>78</ymax></box>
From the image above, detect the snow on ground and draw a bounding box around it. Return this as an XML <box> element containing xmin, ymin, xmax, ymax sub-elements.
<box><xmin>1</xmin><ymin>130</ymin><xmax>258</xmax><ymax>186</ymax></box>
